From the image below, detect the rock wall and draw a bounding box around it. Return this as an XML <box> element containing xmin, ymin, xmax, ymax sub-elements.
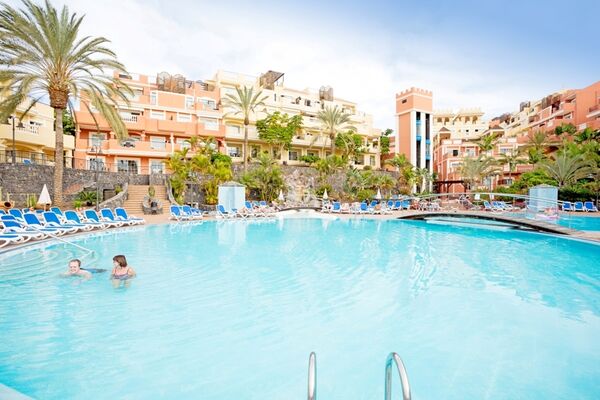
<box><xmin>0</xmin><ymin>164</ymin><xmax>162</xmax><ymax>207</ymax></box>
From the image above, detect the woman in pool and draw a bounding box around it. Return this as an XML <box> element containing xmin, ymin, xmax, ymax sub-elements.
<box><xmin>110</xmin><ymin>255</ymin><xmax>136</xmax><ymax>288</ymax></box>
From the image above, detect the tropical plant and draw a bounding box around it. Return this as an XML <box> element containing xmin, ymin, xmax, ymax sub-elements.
<box><xmin>459</xmin><ymin>155</ymin><xmax>500</xmax><ymax>190</ymax></box>
<box><xmin>62</xmin><ymin>109</ymin><xmax>76</xmax><ymax>135</ymax></box>
<box><xmin>553</xmin><ymin>123</ymin><xmax>576</xmax><ymax>137</ymax></box>
<box><xmin>498</xmin><ymin>150</ymin><xmax>526</xmax><ymax>181</ymax></box>
<box><xmin>475</xmin><ymin>133</ymin><xmax>499</xmax><ymax>153</ymax></box>
<box><xmin>240</xmin><ymin>152</ymin><xmax>285</xmax><ymax>201</ymax></box>
<box><xmin>317</xmin><ymin>105</ymin><xmax>355</xmax><ymax>153</ymax></box>
<box><xmin>335</xmin><ymin>130</ymin><xmax>365</xmax><ymax>162</ymax></box>
<box><xmin>375</xmin><ymin>173</ymin><xmax>396</xmax><ymax>197</ymax></box>
<box><xmin>379</xmin><ymin>128</ymin><xmax>392</xmax><ymax>156</ymax></box>
<box><xmin>222</xmin><ymin>86</ymin><xmax>267</xmax><ymax>171</ymax></box>
<box><xmin>164</xmin><ymin>148</ymin><xmax>191</xmax><ymax>204</ymax></box>
<box><xmin>76</xmin><ymin>190</ymin><xmax>97</xmax><ymax>206</ymax></box>
<box><xmin>574</xmin><ymin>127</ymin><xmax>600</xmax><ymax>144</ymax></box>
<box><xmin>256</xmin><ymin>111</ymin><xmax>303</xmax><ymax>157</ymax></box>
<box><xmin>385</xmin><ymin>154</ymin><xmax>411</xmax><ymax>171</ymax></box>
<box><xmin>540</xmin><ymin>152</ymin><xmax>595</xmax><ymax>187</ymax></box>
<box><xmin>148</xmin><ymin>185</ymin><xmax>156</xmax><ymax>198</ymax></box>
<box><xmin>0</xmin><ymin>0</ymin><xmax>133</xmax><ymax>206</ymax></box>
<box><xmin>299</xmin><ymin>154</ymin><xmax>320</xmax><ymax>165</ymax></box>
<box><xmin>415</xmin><ymin>167</ymin><xmax>435</xmax><ymax>193</ymax></box>
<box><xmin>314</xmin><ymin>155</ymin><xmax>346</xmax><ymax>186</ymax></box>
<box><xmin>510</xmin><ymin>169</ymin><xmax>557</xmax><ymax>191</ymax></box>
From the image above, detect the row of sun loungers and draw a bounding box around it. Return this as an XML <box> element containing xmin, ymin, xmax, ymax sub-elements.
<box><xmin>561</xmin><ymin>201</ymin><xmax>598</xmax><ymax>212</ymax></box>
<box><xmin>322</xmin><ymin>200</ymin><xmax>412</xmax><ymax>215</ymax></box>
<box><xmin>169</xmin><ymin>205</ymin><xmax>206</xmax><ymax>221</ymax></box>
<box><xmin>482</xmin><ymin>201</ymin><xmax>521</xmax><ymax>212</ymax></box>
<box><xmin>216</xmin><ymin>201</ymin><xmax>277</xmax><ymax>219</ymax></box>
<box><xmin>0</xmin><ymin>207</ymin><xmax>145</xmax><ymax>248</ymax></box>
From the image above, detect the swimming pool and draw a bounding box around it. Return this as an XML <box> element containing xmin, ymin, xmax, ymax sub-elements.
<box><xmin>0</xmin><ymin>219</ymin><xmax>599</xmax><ymax>399</ymax></box>
<box><xmin>557</xmin><ymin>215</ymin><xmax>600</xmax><ymax>231</ymax></box>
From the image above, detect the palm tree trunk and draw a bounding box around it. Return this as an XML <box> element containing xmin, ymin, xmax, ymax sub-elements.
<box><xmin>330</xmin><ymin>132</ymin><xmax>335</xmax><ymax>154</ymax></box>
<box><xmin>243</xmin><ymin>123</ymin><xmax>249</xmax><ymax>171</ymax></box>
<box><xmin>54</xmin><ymin>108</ymin><xmax>64</xmax><ymax>206</ymax></box>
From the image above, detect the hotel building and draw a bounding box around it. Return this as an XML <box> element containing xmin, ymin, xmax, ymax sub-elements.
<box><xmin>391</xmin><ymin>88</ymin><xmax>433</xmax><ymax>174</ymax></box>
<box><xmin>217</xmin><ymin>70</ymin><xmax>380</xmax><ymax>168</ymax></box>
<box><xmin>0</xmin><ymin>96</ymin><xmax>75</xmax><ymax>165</ymax></box>
<box><xmin>73</xmin><ymin>71</ymin><xmax>223</xmax><ymax>174</ymax></box>
<box><xmin>72</xmin><ymin>69</ymin><xmax>381</xmax><ymax>173</ymax></box>
<box><xmin>432</xmin><ymin>80</ymin><xmax>600</xmax><ymax>193</ymax></box>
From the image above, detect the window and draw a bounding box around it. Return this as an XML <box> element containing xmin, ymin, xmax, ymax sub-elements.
<box><xmin>185</xmin><ymin>96</ymin><xmax>194</xmax><ymax>109</ymax></box>
<box><xmin>251</xmin><ymin>145</ymin><xmax>260</xmax><ymax>158</ymax></box>
<box><xmin>117</xmin><ymin>159</ymin><xmax>139</xmax><ymax>174</ymax></box>
<box><xmin>499</xmin><ymin>147</ymin><xmax>512</xmax><ymax>155</ymax></box>
<box><xmin>272</xmin><ymin>148</ymin><xmax>281</xmax><ymax>159</ymax></box>
<box><xmin>227</xmin><ymin>145</ymin><xmax>242</xmax><ymax>158</ymax></box>
<box><xmin>226</xmin><ymin>125</ymin><xmax>241</xmax><ymax>135</ymax></box>
<box><xmin>354</xmin><ymin>156</ymin><xmax>364</xmax><ymax>165</ymax></box>
<box><xmin>150</xmin><ymin>91</ymin><xmax>158</xmax><ymax>105</ymax></box>
<box><xmin>125</xmin><ymin>89</ymin><xmax>142</xmax><ymax>101</ymax></box>
<box><xmin>150</xmin><ymin>160</ymin><xmax>164</xmax><ymax>174</ymax></box>
<box><xmin>289</xmin><ymin>149</ymin><xmax>299</xmax><ymax>161</ymax></box>
<box><xmin>370</xmin><ymin>156</ymin><xmax>376</xmax><ymax>166</ymax></box>
<box><xmin>201</xmin><ymin>118</ymin><xmax>219</xmax><ymax>131</ymax></box>
<box><xmin>401</xmin><ymin>99</ymin><xmax>407</xmax><ymax>104</ymax></box>
<box><xmin>452</xmin><ymin>149</ymin><xmax>459</xmax><ymax>157</ymax></box>
<box><xmin>89</xmin><ymin>133</ymin><xmax>106</xmax><ymax>148</ymax></box>
<box><xmin>88</xmin><ymin>157</ymin><xmax>105</xmax><ymax>171</ymax></box>
<box><xmin>198</xmin><ymin>98</ymin><xmax>217</xmax><ymax>110</ymax></box>
<box><xmin>177</xmin><ymin>138</ymin><xmax>190</xmax><ymax>150</ymax></box>
<box><xmin>150</xmin><ymin>136</ymin><xmax>166</xmax><ymax>150</ymax></box>
<box><xmin>464</xmin><ymin>149</ymin><xmax>475</xmax><ymax>157</ymax></box>
<box><xmin>150</xmin><ymin>110</ymin><xmax>165</xmax><ymax>120</ymax></box>
<box><xmin>305</xmin><ymin>99</ymin><xmax>312</xmax><ymax>107</ymax></box>
<box><xmin>177</xmin><ymin>113</ymin><xmax>192</xmax><ymax>122</ymax></box>
<box><xmin>307</xmin><ymin>151</ymin><xmax>318</xmax><ymax>157</ymax></box>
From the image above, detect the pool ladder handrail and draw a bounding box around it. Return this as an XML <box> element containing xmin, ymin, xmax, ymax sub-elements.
<box><xmin>385</xmin><ymin>352</ymin><xmax>411</xmax><ymax>400</ymax></box>
<box><xmin>308</xmin><ymin>351</ymin><xmax>317</xmax><ymax>400</ymax></box>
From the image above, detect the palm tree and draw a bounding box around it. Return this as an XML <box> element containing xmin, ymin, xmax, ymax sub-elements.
<box><xmin>317</xmin><ymin>105</ymin><xmax>355</xmax><ymax>153</ymax></box>
<box><xmin>222</xmin><ymin>86</ymin><xmax>267</xmax><ymax>171</ymax></box>
<box><xmin>553</xmin><ymin>123</ymin><xmax>576</xmax><ymax>137</ymax></box>
<box><xmin>384</xmin><ymin>154</ymin><xmax>411</xmax><ymax>171</ymax></box>
<box><xmin>459</xmin><ymin>155</ymin><xmax>500</xmax><ymax>190</ymax></box>
<box><xmin>475</xmin><ymin>133</ymin><xmax>499</xmax><ymax>154</ymax></box>
<box><xmin>525</xmin><ymin>130</ymin><xmax>549</xmax><ymax>166</ymax></box>
<box><xmin>498</xmin><ymin>150</ymin><xmax>525</xmax><ymax>182</ymax></box>
<box><xmin>574</xmin><ymin>127</ymin><xmax>599</xmax><ymax>144</ymax></box>
<box><xmin>0</xmin><ymin>0</ymin><xmax>132</xmax><ymax>205</ymax></box>
<box><xmin>541</xmin><ymin>152</ymin><xmax>595</xmax><ymax>187</ymax></box>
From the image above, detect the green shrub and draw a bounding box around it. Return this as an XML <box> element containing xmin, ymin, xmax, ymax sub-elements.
<box><xmin>299</xmin><ymin>154</ymin><xmax>320</xmax><ymax>164</ymax></box>
<box><xmin>356</xmin><ymin>189</ymin><xmax>375</xmax><ymax>202</ymax></box>
<box><xmin>559</xmin><ymin>186</ymin><xmax>596</xmax><ymax>202</ymax></box>
<box><xmin>315</xmin><ymin>184</ymin><xmax>332</xmax><ymax>197</ymax></box>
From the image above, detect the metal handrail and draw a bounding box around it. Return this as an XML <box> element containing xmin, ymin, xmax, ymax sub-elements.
<box><xmin>308</xmin><ymin>352</ymin><xmax>317</xmax><ymax>400</ymax></box>
<box><xmin>385</xmin><ymin>352</ymin><xmax>411</xmax><ymax>400</ymax></box>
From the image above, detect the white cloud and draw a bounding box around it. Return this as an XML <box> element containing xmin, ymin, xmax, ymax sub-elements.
<box><xmin>43</xmin><ymin>0</ymin><xmax>569</xmax><ymax>128</ymax></box>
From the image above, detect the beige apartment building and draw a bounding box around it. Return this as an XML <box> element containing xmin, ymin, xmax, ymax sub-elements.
<box><xmin>0</xmin><ymin>96</ymin><xmax>75</xmax><ymax>165</ymax></box>
<box><xmin>216</xmin><ymin>70</ymin><xmax>381</xmax><ymax>168</ymax></box>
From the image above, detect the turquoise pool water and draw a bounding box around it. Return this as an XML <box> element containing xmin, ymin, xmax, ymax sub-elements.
<box><xmin>0</xmin><ymin>219</ymin><xmax>599</xmax><ymax>399</ymax></box>
<box><xmin>556</xmin><ymin>215</ymin><xmax>600</xmax><ymax>231</ymax></box>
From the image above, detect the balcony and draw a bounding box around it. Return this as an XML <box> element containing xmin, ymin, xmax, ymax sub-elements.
<box><xmin>0</xmin><ymin>123</ymin><xmax>74</xmax><ymax>150</ymax></box>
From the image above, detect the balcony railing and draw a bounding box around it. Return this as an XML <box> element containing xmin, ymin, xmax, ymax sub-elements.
<box><xmin>16</xmin><ymin>125</ymin><xmax>40</xmax><ymax>134</ymax></box>
<box><xmin>0</xmin><ymin>150</ymin><xmax>73</xmax><ymax>167</ymax></box>
<box><xmin>120</xmin><ymin>114</ymin><xmax>138</xmax><ymax>123</ymax></box>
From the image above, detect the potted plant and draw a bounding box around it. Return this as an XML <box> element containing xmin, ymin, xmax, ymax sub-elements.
<box><xmin>26</xmin><ymin>193</ymin><xmax>37</xmax><ymax>211</ymax></box>
<box><xmin>115</xmin><ymin>185</ymin><xmax>123</xmax><ymax>194</ymax></box>
<box><xmin>77</xmin><ymin>191</ymin><xmax>97</xmax><ymax>207</ymax></box>
<box><xmin>148</xmin><ymin>185</ymin><xmax>156</xmax><ymax>198</ymax></box>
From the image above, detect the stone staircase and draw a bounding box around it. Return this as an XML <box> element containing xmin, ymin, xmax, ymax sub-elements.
<box><xmin>122</xmin><ymin>184</ymin><xmax>170</xmax><ymax>215</ymax></box>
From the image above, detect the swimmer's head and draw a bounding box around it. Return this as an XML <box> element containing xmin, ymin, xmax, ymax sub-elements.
<box><xmin>68</xmin><ymin>259</ymin><xmax>81</xmax><ymax>274</ymax></box>
<box><xmin>113</xmin><ymin>255</ymin><xmax>127</xmax><ymax>268</ymax></box>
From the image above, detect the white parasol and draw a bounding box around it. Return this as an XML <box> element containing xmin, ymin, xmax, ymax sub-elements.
<box><xmin>278</xmin><ymin>189</ymin><xmax>284</xmax><ymax>201</ymax></box>
<box><xmin>37</xmin><ymin>184</ymin><xmax>52</xmax><ymax>206</ymax></box>
<box><xmin>322</xmin><ymin>189</ymin><xmax>328</xmax><ymax>200</ymax></box>
<box><xmin>375</xmin><ymin>188</ymin><xmax>382</xmax><ymax>200</ymax></box>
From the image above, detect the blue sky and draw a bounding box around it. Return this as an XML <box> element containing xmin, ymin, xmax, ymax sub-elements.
<box><xmin>32</xmin><ymin>0</ymin><xmax>600</xmax><ymax>127</ymax></box>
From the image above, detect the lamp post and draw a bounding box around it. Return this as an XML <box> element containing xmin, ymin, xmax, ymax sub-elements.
<box><xmin>92</xmin><ymin>136</ymin><xmax>104</xmax><ymax>211</ymax></box>
<box><xmin>11</xmin><ymin>116</ymin><xmax>25</xmax><ymax>164</ymax></box>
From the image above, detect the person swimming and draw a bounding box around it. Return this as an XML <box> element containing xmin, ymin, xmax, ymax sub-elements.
<box><xmin>62</xmin><ymin>259</ymin><xmax>92</xmax><ymax>280</ymax></box>
<box><xmin>110</xmin><ymin>255</ymin><xmax>136</xmax><ymax>288</ymax></box>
